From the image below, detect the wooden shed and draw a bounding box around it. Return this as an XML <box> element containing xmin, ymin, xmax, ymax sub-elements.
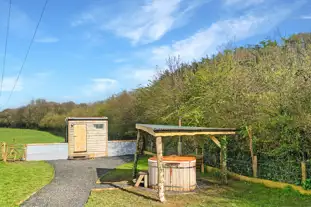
<box><xmin>65</xmin><ymin>117</ymin><xmax>108</xmax><ymax>159</ymax></box>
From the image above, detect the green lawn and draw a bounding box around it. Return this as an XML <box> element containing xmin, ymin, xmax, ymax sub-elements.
<box><xmin>98</xmin><ymin>156</ymin><xmax>150</xmax><ymax>183</ymax></box>
<box><xmin>88</xmin><ymin>157</ymin><xmax>311</xmax><ymax>207</ymax></box>
<box><xmin>0</xmin><ymin>128</ymin><xmax>64</xmax><ymax>144</ymax></box>
<box><xmin>0</xmin><ymin>161</ymin><xmax>54</xmax><ymax>207</ymax></box>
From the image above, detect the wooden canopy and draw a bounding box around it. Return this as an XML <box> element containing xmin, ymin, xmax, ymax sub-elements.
<box><xmin>136</xmin><ymin>124</ymin><xmax>237</xmax><ymax>137</ymax></box>
<box><xmin>133</xmin><ymin>123</ymin><xmax>237</xmax><ymax>203</ymax></box>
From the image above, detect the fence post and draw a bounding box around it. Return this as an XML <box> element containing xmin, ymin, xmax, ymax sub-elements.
<box><xmin>252</xmin><ymin>155</ymin><xmax>258</xmax><ymax>177</ymax></box>
<box><xmin>220</xmin><ymin>136</ymin><xmax>228</xmax><ymax>184</ymax></box>
<box><xmin>301</xmin><ymin>161</ymin><xmax>307</xmax><ymax>183</ymax></box>
<box><xmin>2</xmin><ymin>142</ymin><xmax>7</xmax><ymax>162</ymax></box>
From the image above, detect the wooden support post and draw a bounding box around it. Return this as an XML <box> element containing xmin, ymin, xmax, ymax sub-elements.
<box><xmin>247</xmin><ymin>126</ymin><xmax>258</xmax><ymax>178</ymax></box>
<box><xmin>247</xmin><ymin>126</ymin><xmax>254</xmax><ymax>159</ymax></box>
<box><xmin>132</xmin><ymin>130</ymin><xmax>141</xmax><ymax>180</ymax></box>
<box><xmin>201</xmin><ymin>145</ymin><xmax>205</xmax><ymax>173</ymax></box>
<box><xmin>252</xmin><ymin>155</ymin><xmax>258</xmax><ymax>178</ymax></box>
<box><xmin>210</xmin><ymin>135</ymin><xmax>221</xmax><ymax>148</ymax></box>
<box><xmin>178</xmin><ymin>117</ymin><xmax>182</xmax><ymax>155</ymax></box>
<box><xmin>144</xmin><ymin>174</ymin><xmax>148</xmax><ymax>188</ymax></box>
<box><xmin>301</xmin><ymin>161</ymin><xmax>307</xmax><ymax>183</ymax></box>
<box><xmin>156</xmin><ymin>136</ymin><xmax>166</xmax><ymax>203</ymax></box>
<box><xmin>220</xmin><ymin>136</ymin><xmax>228</xmax><ymax>185</ymax></box>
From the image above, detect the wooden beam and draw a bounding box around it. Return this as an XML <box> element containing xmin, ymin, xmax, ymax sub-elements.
<box><xmin>210</xmin><ymin>135</ymin><xmax>221</xmax><ymax>148</ymax></box>
<box><xmin>201</xmin><ymin>144</ymin><xmax>204</xmax><ymax>173</ymax></box>
<box><xmin>156</xmin><ymin>136</ymin><xmax>166</xmax><ymax>203</ymax></box>
<box><xmin>154</xmin><ymin>131</ymin><xmax>236</xmax><ymax>137</ymax></box>
<box><xmin>136</xmin><ymin>124</ymin><xmax>156</xmax><ymax>136</ymax></box>
<box><xmin>132</xmin><ymin>130</ymin><xmax>141</xmax><ymax>180</ymax></box>
<box><xmin>178</xmin><ymin>118</ymin><xmax>182</xmax><ymax>155</ymax></box>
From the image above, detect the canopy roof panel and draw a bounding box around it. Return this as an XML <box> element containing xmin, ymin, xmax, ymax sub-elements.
<box><xmin>136</xmin><ymin>124</ymin><xmax>237</xmax><ymax>137</ymax></box>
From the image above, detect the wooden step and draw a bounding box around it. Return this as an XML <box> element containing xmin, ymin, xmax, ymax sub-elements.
<box><xmin>68</xmin><ymin>155</ymin><xmax>90</xmax><ymax>160</ymax></box>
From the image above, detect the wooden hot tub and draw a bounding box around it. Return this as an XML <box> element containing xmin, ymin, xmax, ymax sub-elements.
<box><xmin>148</xmin><ymin>156</ymin><xmax>196</xmax><ymax>191</ymax></box>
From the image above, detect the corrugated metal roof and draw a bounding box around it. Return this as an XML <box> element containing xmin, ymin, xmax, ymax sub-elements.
<box><xmin>66</xmin><ymin>117</ymin><xmax>108</xmax><ymax>121</ymax></box>
<box><xmin>136</xmin><ymin>124</ymin><xmax>237</xmax><ymax>133</ymax></box>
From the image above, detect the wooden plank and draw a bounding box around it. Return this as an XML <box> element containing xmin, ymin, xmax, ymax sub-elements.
<box><xmin>74</xmin><ymin>124</ymin><xmax>87</xmax><ymax>152</ymax></box>
<box><xmin>206</xmin><ymin>165</ymin><xmax>311</xmax><ymax>195</ymax></box>
<box><xmin>135</xmin><ymin>175</ymin><xmax>144</xmax><ymax>187</ymax></box>
<box><xmin>156</xmin><ymin>136</ymin><xmax>166</xmax><ymax>203</ymax></box>
<box><xmin>154</xmin><ymin>131</ymin><xmax>236</xmax><ymax>137</ymax></box>
<box><xmin>210</xmin><ymin>135</ymin><xmax>221</xmax><ymax>148</ymax></box>
<box><xmin>91</xmin><ymin>186</ymin><xmax>133</xmax><ymax>192</ymax></box>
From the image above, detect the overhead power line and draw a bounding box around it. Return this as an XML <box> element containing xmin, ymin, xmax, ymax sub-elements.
<box><xmin>4</xmin><ymin>0</ymin><xmax>49</xmax><ymax>108</ymax></box>
<box><xmin>0</xmin><ymin>0</ymin><xmax>12</xmax><ymax>99</ymax></box>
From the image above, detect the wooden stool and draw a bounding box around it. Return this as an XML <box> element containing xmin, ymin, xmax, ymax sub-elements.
<box><xmin>135</xmin><ymin>171</ymin><xmax>148</xmax><ymax>188</ymax></box>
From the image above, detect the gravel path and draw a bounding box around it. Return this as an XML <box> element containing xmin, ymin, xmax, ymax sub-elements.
<box><xmin>21</xmin><ymin>156</ymin><xmax>133</xmax><ymax>207</ymax></box>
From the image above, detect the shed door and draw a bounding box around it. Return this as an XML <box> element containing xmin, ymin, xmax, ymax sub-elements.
<box><xmin>74</xmin><ymin>124</ymin><xmax>87</xmax><ymax>152</ymax></box>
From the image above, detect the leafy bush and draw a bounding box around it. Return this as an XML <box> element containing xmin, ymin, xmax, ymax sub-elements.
<box><xmin>302</xmin><ymin>179</ymin><xmax>311</xmax><ymax>190</ymax></box>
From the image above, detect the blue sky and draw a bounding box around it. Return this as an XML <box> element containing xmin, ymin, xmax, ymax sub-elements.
<box><xmin>0</xmin><ymin>0</ymin><xmax>310</xmax><ymax>109</ymax></box>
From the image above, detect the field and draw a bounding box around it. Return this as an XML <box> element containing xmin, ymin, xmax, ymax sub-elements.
<box><xmin>0</xmin><ymin>161</ymin><xmax>54</xmax><ymax>207</ymax></box>
<box><xmin>88</xmin><ymin>157</ymin><xmax>311</xmax><ymax>207</ymax></box>
<box><xmin>0</xmin><ymin>128</ymin><xmax>59</xmax><ymax>206</ymax></box>
<box><xmin>0</xmin><ymin>128</ymin><xmax>64</xmax><ymax>144</ymax></box>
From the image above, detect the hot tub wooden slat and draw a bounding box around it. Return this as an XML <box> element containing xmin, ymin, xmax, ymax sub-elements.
<box><xmin>148</xmin><ymin>156</ymin><xmax>196</xmax><ymax>191</ymax></box>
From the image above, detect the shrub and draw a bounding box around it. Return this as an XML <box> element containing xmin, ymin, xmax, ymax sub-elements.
<box><xmin>302</xmin><ymin>179</ymin><xmax>311</xmax><ymax>190</ymax></box>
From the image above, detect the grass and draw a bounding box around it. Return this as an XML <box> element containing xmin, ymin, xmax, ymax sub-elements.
<box><xmin>0</xmin><ymin>128</ymin><xmax>64</xmax><ymax>144</ymax></box>
<box><xmin>99</xmin><ymin>156</ymin><xmax>150</xmax><ymax>183</ymax></box>
<box><xmin>0</xmin><ymin>161</ymin><xmax>54</xmax><ymax>207</ymax></box>
<box><xmin>88</xmin><ymin>157</ymin><xmax>311</xmax><ymax>207</ymax></box>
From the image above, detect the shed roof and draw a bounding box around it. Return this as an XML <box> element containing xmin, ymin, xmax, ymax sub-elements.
<box><xmin>136</xmin><ymin>124</ymin><xmax>237</xmax><ymax>137</ymax></box>
<box><xmin>66</xmin><ymin>117</ymin><xmax>108</xmax><ymax>121</ymax></box>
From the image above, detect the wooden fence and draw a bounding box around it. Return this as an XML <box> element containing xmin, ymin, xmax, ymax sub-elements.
<box><xmin>1</xmin><ymin>142</ymin><xmax>26</xmax><ymax>162</ymax></box>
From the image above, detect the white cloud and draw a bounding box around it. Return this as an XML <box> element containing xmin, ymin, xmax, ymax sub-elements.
<box><xmin>35</xmin><ymin>37</ymin><xmax>59</xmax><ymax>43</ymax></box>
<box><xmin>223</xmin><ymin>0</ymin><xmax>265</xmax><ymax>7</ymax></box>
<box><xmin>72</xmin><ymin>0</ymin><xmax>209</xmax><ymax>45</ymax></box>
<box><xmin>300</xmin><ymin>15</ymin><xmax>311</xmax><ymax>19</ymax></box>
<box><xmin>122</xmin><ymin>68</ymin><xmax>156</xmax><ymax>84</ymax></box>
<box><xmin>149</xmin><ymin>5</ymin><xmax>295</xmax><ymax>63</ymax></box>
<box><xmin>83</xmin><ymin>78</ymin><xmax>118</xmax><ymax>96</ymax></box>
<box><xmin>1</xmin><ymin>77</ymin><xmax>23</xmax><ymax>92</ymax></box>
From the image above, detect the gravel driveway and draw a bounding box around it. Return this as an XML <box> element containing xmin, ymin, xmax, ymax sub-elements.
<box><xmin>21</xmin><ymin>156</ymin><xmax>133</xmax><ymax>207</ymax></box>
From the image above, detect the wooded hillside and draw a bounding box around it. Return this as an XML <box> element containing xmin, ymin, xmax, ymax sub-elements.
<box><xmin>1</xmin><ymin>33</ymin><xmax>311</xmax><ymax>182</ymax></box>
